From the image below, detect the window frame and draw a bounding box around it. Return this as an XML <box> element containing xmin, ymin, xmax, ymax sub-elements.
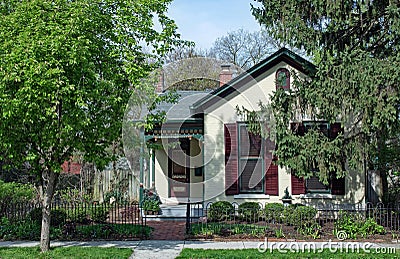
<box><xmin>275</xmin><ymin>68</ymin><xmax>290</xmax><ymax>90</ymax></box>
<box><xmin>305</xmin><ymin>176</ymin><xmax>331</xmax><ymax>194</ymax></box>
<box><xmin>237</xmin><ymin>123</ymin><xmax>264</xmax><ymax>194</ymax></box>
<box><xmin>296</xmin><ymin>121</ymin><xmax>336</xmax><ymax>194</ymax></box>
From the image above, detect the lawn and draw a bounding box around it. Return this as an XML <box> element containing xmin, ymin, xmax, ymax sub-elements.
<box><xmin>0</xmin><ymin>246</ymin><xmax>133</xmax><ymax>259</ymax></box>
<box><xmin>176</xmin><ymin>248</ymin><xmax>400</xmax><ymax>259</ymax></box>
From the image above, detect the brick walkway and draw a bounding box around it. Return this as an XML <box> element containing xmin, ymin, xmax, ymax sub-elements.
<box><xmin>146</xmin><ymin>221</ymin><xmax>186</xmax><ymax>240</ymax></box>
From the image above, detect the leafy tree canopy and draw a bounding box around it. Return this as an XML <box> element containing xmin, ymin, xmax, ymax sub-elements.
<box><xmin>0</xmin><ymin>0</ymin><xmax>183</xmax><ymax>175</ymax></box>
<box><xmin>0</xmin><ymin>0</ymin><xmax>185</xmax><ymax>251</ymax></box>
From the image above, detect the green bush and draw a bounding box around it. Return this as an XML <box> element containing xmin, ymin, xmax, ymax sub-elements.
<box><xmin>104</xmin><ymin>190</ymin><xmax>127</xmax><ymax>205</ymax></box>
<box><xmin>27</xmin><ymin>208</ymin><xmax>42</xmax><ymax>224</ymax></box>
<box><xmin>295</xmin><ymin>205</ymin><xmax>317</xmax><ymax>221</ymax></box>
<box><xmin>28</xmin><ymin>208</ymin><xmax>67</xmax><ymax>227</ymax></box>
<box><xmin>238</xmin><ymin>202</ymin><xmax>261</xmax><ymax>222</ymax></box>
<box><xmin>283</xmin><ymin>205</ymin><xmax>317</xmax><ymax>227</ymax></box>
<box><xmin>0</xmin><ymin>217</ymin><xmax>62</xmax><ymax>241</ymax></box>
<box><xmin>360</xmin><ymin>217</ymin><xmax>386</xmax><ymax>237</ymax></box>
<box><xmin>90</xmin><ymin>207</ymin><xmax>109</xmax><ymax>223</ymax></box>
<box><xmin>334</xmin><ymin>211</ymin><xmax>386</xmax><ymax>239</ymax></box>
<box><xmin>64</xmin><ymin>205</ymin><xmax>109</xmax><ymax>223</ymax></box>
<box><xmin>51</xmin><ymin>209</ymin><xmax>67</xmax><ymax>227</ymax></box>
<box><xmin>0</xmin><ymin>180</ymin><xmax>35</xmax><ymax>204</ymax></box>
<box><xmin>208</xmin><ymin>201</ymin><xmax>234</xmax><ymax>222</ymax></box>
<box><xmin>264</xmin><ymin>203</ymin><xmax>284</xmax><ymax>222</ymax></box>
<box><xmin>142</xmin><ymin>199</ymin><xmax>160</xmax><ymax>213</ymax></box>
<box><xmin>190</xmin><ymin>222</ymin><xmax>268</xmax><ymax>237</ymax></box>
<box><xmin>66</xmin><ymin>207</ymin><xmax>90</xmax><ymax>224</ymax></box>
<box><xmin>142</xmin><ymin>189</ymin><xmax>161</xmax><ymax>213</ymax></box>
<box><xmin>298</xmin><ymin>221</ymin><xmax>321</xmax><ymax>239</ymax></box>
<box><xmin>58</xmin><ymin>188</ymin><xmax>92</xmax><ymax>203</ymax></box>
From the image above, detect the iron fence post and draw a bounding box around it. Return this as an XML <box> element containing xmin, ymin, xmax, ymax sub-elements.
<box><xmin>186</xmin><ymin>202</ymin><xmax>190</xmax><ymax>234</ymax></box>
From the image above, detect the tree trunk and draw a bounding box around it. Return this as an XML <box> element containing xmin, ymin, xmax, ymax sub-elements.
<box><xmin>380</xmin><ymin>170</ymin><xmax>389</xmax><ymax>204</ymax></box>
<box><xmin>39</xmin><ymin>170</ymin><xmax>58</xmax><ymax>252</ymax></box>
<box><xmin>376</xmin><ymin>130</ymin><xmax>389</xmax><ymax>204</ymax></box>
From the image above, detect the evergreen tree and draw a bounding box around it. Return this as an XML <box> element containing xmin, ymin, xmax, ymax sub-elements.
<box><xmin>251</xmin><ymin>0</ymin><xmax>400</xmax><ymax>203</ymax></box>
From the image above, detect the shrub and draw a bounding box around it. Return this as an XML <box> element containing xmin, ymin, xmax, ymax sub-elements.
<box><xmin>208</xmin><ymin>201</ymin><xmax>234</xmax><ymax>222</ymax></box>
<box><xmin>298</xmin><ymin>221</ymin><xmax>321</xmax><ymax>239</ymax></box>
<box><xmin>264</xmin><ymin>203</ymin><xmax>284</xmax><ymax>222</ymax></box>
<box><xmin>295</xmin><ymin>205</ymin><xmax>317</xmax><ymax>221</ymax></box>
<box><xmin>142</xmin><ymin>199</ymin><xmax>160</xmax><ymax>213</ymax></box>
<box><xmin>238</xmin><ymin>202</ymin><xmax>261</xmax><ymax>222</ymax></box>
<box><xmin>334</xmin><ymin>211</ymin><xmax>386</xmax><ymax>239</ymax></box>
<box><xmin>28</xmin><ymin>208</ymin><xmax>42</xmax><ymax>224</ymax></box>
<box><xmin>360</xmin><ymin>217</ymin><xmax>386</xmax><ymax>237</ymax></box>
<box><xmin>66</xmin><ymin>207</ymin><xmax>90</xmax><ymax>224</ymax></box>
<box><xmin>283</xmin><ymin>205</ymin><xmax>317</xmax><ymax>227</ymax></box>
<box><xmin>58</xmin><ymin>188</ymin><xmax>92</xmax><ymax>203</ymax></box>
<box><xmin>0</xmin><ymin>217</ymin><xmax>62</xmax><ymax>241</ymax></box>
<box><xmin>0</xmin><ymin>180</ymin><xmax>35</xmax><ymax>204</ymax></box>
<box><xmin>142</xmin><ymin>189</ymin><xmax>161</xmax><ymax>213</ymax></box>
<box><xmin>104</xmin><ymin>190</ymin><xmax>127</xmax><ymax>205</ymax></box>
<box><xmin>90</xmin><ymin>207</ymin><xmax>109</xmax><ymax>223</ymax></box>
<box><xmin>51</xmin><ymin>209</ymin><xmax>67</xmax><ymax>227</ymax></box>
<box><xmin>64</xmin><ymin>205</ymin><xmax>109</xmax><ymax>223</ymax></box>
<box><xmin>28</xmin><ymin>208</ymin><xmax>67</xmax><ymax>227</ymax></box>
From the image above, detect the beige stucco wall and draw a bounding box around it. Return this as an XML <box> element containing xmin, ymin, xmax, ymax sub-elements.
<box><xmin>154</xmin><ymin>138</ymin><xmax>204</xmax><ymax>204</ymax></box>
<box><xmin>202</xmin><ymin>62</ymin><xmax>366</xmax><ymax>207</ymax></box>
<box><xmin>154</xmin><ymin>147</ymin><xmax>169</xmax><ymax>201</ymax></box>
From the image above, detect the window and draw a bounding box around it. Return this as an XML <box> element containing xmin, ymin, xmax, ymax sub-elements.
<box><xmin>225</xmin><ymin>123</ymin><xmax>278</xmax><ymax>196</ymax></box>
<box><xmin>238</xmin><ymin>124</ymin><xmax>264</xmax><ymax>193</ymax></box>
<box><xmin>306</xmin><ymin>176</ymin><xmax>330</xmax><ymax>193</ymax></box>
<box><xmin>276</xmin><ymin>68</ymin><xmax>290</xmax><ymax>90</ymax></box>
<box><xmin>291</xmin><ymin>121</ymin><xmax>345</xmax><ymax>194</ymax></box>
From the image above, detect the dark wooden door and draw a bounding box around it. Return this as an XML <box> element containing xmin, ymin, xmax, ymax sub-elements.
<box><xmin>168</xmin><ymin>138</ymin><xmax>190</xmax><ymax>198</ymax></box>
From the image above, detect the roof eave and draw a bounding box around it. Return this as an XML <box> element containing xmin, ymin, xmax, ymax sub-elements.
<box><xmin>190</xmin><ymin>48</ymin><xmax>315</xmax><ymax>112</ymax></box>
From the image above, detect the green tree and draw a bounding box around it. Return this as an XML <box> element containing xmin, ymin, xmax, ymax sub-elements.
<box><xmin>251</xmin><ymin>1</ymin><xmax>400</xmax><ymax>202</ymax></box>
<box><xmin>0</xmin><ymin>0</ymin><xmax>184</xmax><ymax>252</ymax></box>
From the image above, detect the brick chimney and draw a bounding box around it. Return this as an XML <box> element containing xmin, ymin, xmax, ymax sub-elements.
<box><xmin>219</xmin><ymin>64</ymin><xmax>232</xmax><ymax>87</ymax></box>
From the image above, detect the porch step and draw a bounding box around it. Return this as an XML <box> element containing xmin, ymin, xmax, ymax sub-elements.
<box><xmin>161</xmin><ymin>204</ymin><xmax>187</xmax><ymax>217</ymax></box>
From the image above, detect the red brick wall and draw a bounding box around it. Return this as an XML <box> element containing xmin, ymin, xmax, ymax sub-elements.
<box><xmin>61</xmin><ymin>160</ymin><xmax>81</xmax><ymax>175</ymax></box>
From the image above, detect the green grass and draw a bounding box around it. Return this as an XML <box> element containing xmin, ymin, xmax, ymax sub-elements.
<box><xmin>0</xmin><ymin>246</ymin><xmax>133</xmax><ymax>259</ymax></box>
<box><xmin>176</xmin><ymin>248</ymin><xmax>400</xmax><ymax>259</ymax></box>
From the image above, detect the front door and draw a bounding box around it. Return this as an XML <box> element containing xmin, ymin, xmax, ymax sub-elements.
<box><xmin>168</xmin><ymin>138</ymin><xmax>190</xmax><ymax>198</ymax></box>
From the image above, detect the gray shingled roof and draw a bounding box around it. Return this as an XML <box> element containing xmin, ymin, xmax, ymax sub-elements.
<box><xmin>139</xmin><ymin>91</ymin><xmax>210</xmax><ymax>121</ymax></box>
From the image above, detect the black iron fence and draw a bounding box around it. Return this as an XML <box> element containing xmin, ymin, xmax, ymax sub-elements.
<box><xmin>0</xmin><ymin>201</ymin><xmax>148</xmax><ymax>240</ymax></box>
<box><xmin>187</xmin><ymin>202</ymin><xmax>400</xmax><ymax>240</ymax></box>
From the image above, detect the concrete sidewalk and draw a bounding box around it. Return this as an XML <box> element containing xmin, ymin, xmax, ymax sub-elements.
<box><xmin>0</xmin><ymin>240</ymin><xmax>399</xmax><ymax>259</ymax></box>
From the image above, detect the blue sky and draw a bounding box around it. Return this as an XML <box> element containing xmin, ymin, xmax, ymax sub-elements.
<box><xmin>168</xmin><ymin>0</ymin><xmax>262</xmax><ymax>49</ymax></box>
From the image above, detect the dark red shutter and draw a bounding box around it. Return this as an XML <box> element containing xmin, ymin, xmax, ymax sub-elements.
<box><xmin>265</xmin><ymin>163</ymin><xmax>279</xmax><ymax>195</ymax></box>
<box><xmin>225</xmin><ymin>124</ymin><xmax>238</xmax><ymax>195</ymax></box>
<box><xmin>291</xmin><ymin>174</ymin><xmax>305</xmax><ymax>195</ymax></box>
<box><xmin>331</xmin><ymin>176</ymin><xmax>345</xmax><ymax>195</ymax></box>
<box><xmin>330</xmin><ymin>123</ymin><xmax>345</xmax><ymax>194</ymax></box>
<box><xmin>264</xmin><ymin>136</ymin><xmax>278</xmax><ymax>195</ymax></box>
<box><xmin>330</xmin><ymin>123</ymin><xmax>342</xmax><ymax>139</ymax></box>
<box><xmin>290</xmin><ymin>122</ymin><xmax>305</xmax><ymax>136</ymax></box>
